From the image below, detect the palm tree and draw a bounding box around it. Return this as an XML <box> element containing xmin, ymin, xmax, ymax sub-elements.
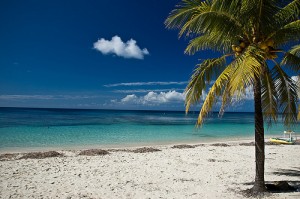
<box><xmin>165</xmin><ymin>0</ymin><xmax>299</xmax><ymax>194</ymax></box>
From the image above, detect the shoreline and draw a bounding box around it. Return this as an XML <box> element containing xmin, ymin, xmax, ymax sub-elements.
<box><xmin>0</xmin><ymin>133</ymin><xmax>290</xmax><ymax>154</ymax></box>
<box><xmin>0</xmin><ymin>134</ymin><xmax>293</xmax><ymax>154</ymax></box>
<box><xmin>0</xmin><ymin>136</ymin><xmax>258</xmax><ymax>154</ymax></box>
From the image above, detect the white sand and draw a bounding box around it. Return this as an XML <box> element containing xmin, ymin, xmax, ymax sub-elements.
<box><xmin>0</xmin><ymin>142</ymin><xmax>299</xmax><ymax>199</ymax></box>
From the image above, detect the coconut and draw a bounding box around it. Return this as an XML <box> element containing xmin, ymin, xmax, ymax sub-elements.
<box><xmin>266</xmin><ymin>39</ymin><xmax>274</xmax><ymax>47</ymax></box>
<box><xmin>239</xmin><ymin>42</ymin><xmax>246</xmax><ymax>48</ymax></box>
<box><xmin>271</xmin><ymin>54</ymin><xmax>278</xmax><ymax>59</ymax></box>
<box><xmin>268</xmin><ymin>53</ymin><xmax>277</xmax><ymax>59</ymax></box>
<box><xmin>259</xmin><ymin>42</ymin><xmax>268</xmax><ymax>50</ymax></box>
<box><xmin>232</xmin><ymin>45</ymin><xmax>237</xmax><ymax>51</ymax></box>
<box><xmin>235</xmin><ymin>46</ymin><xmax>242</xmax><ymax>52</ymax></box>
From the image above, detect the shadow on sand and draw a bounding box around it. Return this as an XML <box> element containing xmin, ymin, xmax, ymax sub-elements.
<box><xmin>242</xmin><ymin>168</ymin><xmax>300</xmax><ymax>193</ymax></box>
<box><xmin>272</xmin><ymin>167</ymin><xmax>300</xmax><ymax>177</ymax></box>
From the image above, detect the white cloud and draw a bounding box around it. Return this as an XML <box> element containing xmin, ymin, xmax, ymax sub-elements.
<box><xmin>292</xmin><ymin>76</ymin><xmax>300</xmax><ymax>97</ymax></box>
<box><xmin>291</xmin><ymin>75</ymin><xmax>298</xmax><ymax>82</ymax></box>
<box><xmin>121</xmin><ymin>94</ymin><xmax>138</xmax><ymax>103</ymax></box>
<box><xmin>110</xmin><ymin>99</ymin><xmax>118</xmax><ymax>103</ymax></box>
<box><xmin>93</xmin><ymin>35</ymin><xmax>149</xmax><ymax>59</ymax></box>
<box><xmin>118</xmin><ymin>90</ymin><xmax>185</xmax><ymax>105</ymax></box>
<box><xmin>242</xmin><ymin>86</ymin><xmax>254</xmax><ymax>100</ymax></box>
<box><xmin>144</xmin><ymin>92</ymin><xmax>166</xmax><ymax>103</ymax></box>
<box><xmin>104</xmin><ymin>81</ymin><xmax>187</xmax><ymax>87</ymax></box>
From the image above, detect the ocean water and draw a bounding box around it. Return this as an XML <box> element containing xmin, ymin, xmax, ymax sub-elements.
<box><xmin>0</xmin><ymin>107</ymin><xmax>299</xmax><ymax>150</ymax></box>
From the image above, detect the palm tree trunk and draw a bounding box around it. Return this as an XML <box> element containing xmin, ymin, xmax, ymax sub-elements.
<box><xmin>252</xmin><ymin>78</ymin><xmax>266</xmax><ymax>193</ymax></box>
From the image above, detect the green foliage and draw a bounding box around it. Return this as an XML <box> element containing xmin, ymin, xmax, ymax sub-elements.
<box><xmin>195</xmin><ymin>64</ymin><xmax>234</xmax><ymax>125</ymax></box>
<box><xmin>272</xmin><ymin>64</ymin><xmax>298</xmax><ymax>127</ymax></box>
<box><xmin>185</xmin><ymin>31</ymin><xmax>234</xmax><ymax>54</ymax></box>
<box><xmin>165</xmin><ymin>0</ymin><xmax>300</xmax><ymax>127</ymax></box>
<box><xmin>228</xmin><ymin>45</ymin><xmax>266</xmax><ymax>99</ymax></box>
<box><xmin>274</xmin><ymin>0</ymin><xmax>300</xmax><ymax>27</ymax></box>
<box><xmin>281</xmin><ymin>53</ymin><xmax>300</xmax><ymax>72</ymax></box>
<box><xmin>185</xmin><ymin>55</ymin><xmax>228</xmax><ymax>113</ymax></box>
<box><xmin>261</xmin><ymin>67</ymin><xmax>278</xmax><ymax>125</ymax></box>
<box><xmin>270</xmin><ymin>20</ymin><xmax>300</xmax><ymax>46</ymax></box>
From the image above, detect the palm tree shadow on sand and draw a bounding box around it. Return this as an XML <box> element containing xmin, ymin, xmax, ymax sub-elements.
<box><xmin>242</xmin><ymin>167</ymin><xmax>300</xmax><ymax>195</ymax></box>
<box><xmin>272</xmin><ymin>167</ymin><xmax>300</xmax><ymax>177</ymax></box>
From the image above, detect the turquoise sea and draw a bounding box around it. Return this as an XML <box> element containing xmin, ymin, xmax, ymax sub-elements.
<box><xmin>0</xmin><ymin>107</ymin><xmax>299</xmax><ymax>151</ymax></box>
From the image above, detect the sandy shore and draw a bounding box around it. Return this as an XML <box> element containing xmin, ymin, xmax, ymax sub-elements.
<box><xmin>1</xmin><ymin>141</ymin><xmax>299</xmax><ymax>199</ymax></box>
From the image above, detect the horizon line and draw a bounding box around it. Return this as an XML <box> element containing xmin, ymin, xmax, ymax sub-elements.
<box><xmin>0</xmin><ymin>106</ymin><xmax>255</xmax><ymax>113</ymax></box>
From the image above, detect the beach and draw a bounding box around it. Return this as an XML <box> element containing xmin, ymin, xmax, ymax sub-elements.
<box><xmin>1</xmin><ymin>141</ymin><xmax>300</xmax><ymax>199</ymax></box>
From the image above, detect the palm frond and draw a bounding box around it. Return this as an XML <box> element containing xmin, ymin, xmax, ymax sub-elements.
<box><xmin>274</xmin><ymin>0</ymin><xmax>300</xmax><ymax>27</ymax></box>
<box><xmin>185</xmin><ymin>55</ymin><xmax>228</xmax><ymax>112</ymax></box>
<box><xmin>211</xmin><ymin>0</ymin><xmax>242</xmax><ymax>16</ymax></box>
<box><xmin>281</xmin><ymin>44</ymin><xmax>300</xmax><ymax>72</ymax></box>
<box><xmin>165</xmin><ymin>0</ymin><xmax>212</xmax><ymax>36</ymax></box>
<box><xmin>229</xmin><ymin>45</ymin><xmax>266</xmax><ymax>99</ymax></box>
<box><xmin>185</xmin><ymin>34</ymin><xmax>234</xmax><ymax>54</ymax></box>
<box><xmin>255</xmin><ymin>0</ymin><xmax>281</xmax><ymax>36</ymax></box>
<box><xmin>239</xmin><ymin>0</ymin><xmax>281</xmax><ymax>36</ymax></box>
<box><xmin>269</xmin><ymin>20</ymin><xmax>300</xmax><ymax>47</ymax></box>
<box><xmin>165</xmin><ymin>0</ymin><xmax>244</xmax><ymax>40</ymax></box>
<box><xmin>281</xmin><ymin>54</ymin><xmax>300</xmax><ymax>73</ymax></box>
<box><xmin>179</xmin><ymin>9</ymin><xmax>243</xmax><ymax>38</ymax></box>
<box><xmin>194</xmin><ymin>64</ymin><xmax>234</xmax><ymax>125</ymax></box>
<box><xmin>289</xmin><ymin>44</ymin><xmax>300</xmax><ymax>56</ymax></box>
<box><xmin>272</xmin><ymin>64</ymin><xmax>298</xmax><ymax>127</ymax></box>
<box><xmin>219</xmin><ymin>80</ymin><xmax>232</xmax><ymax>117</ymax></box>
<box><xmin>261</xmin><ymin>67</ymin><xmax>278</xmax><ymax>125</ymax></box>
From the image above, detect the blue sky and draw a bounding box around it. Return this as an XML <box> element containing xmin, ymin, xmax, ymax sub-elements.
<box><xmin>0</xmin><ymin>0</ymin><xmax>256</xmax><ymax>111</ymax></box>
